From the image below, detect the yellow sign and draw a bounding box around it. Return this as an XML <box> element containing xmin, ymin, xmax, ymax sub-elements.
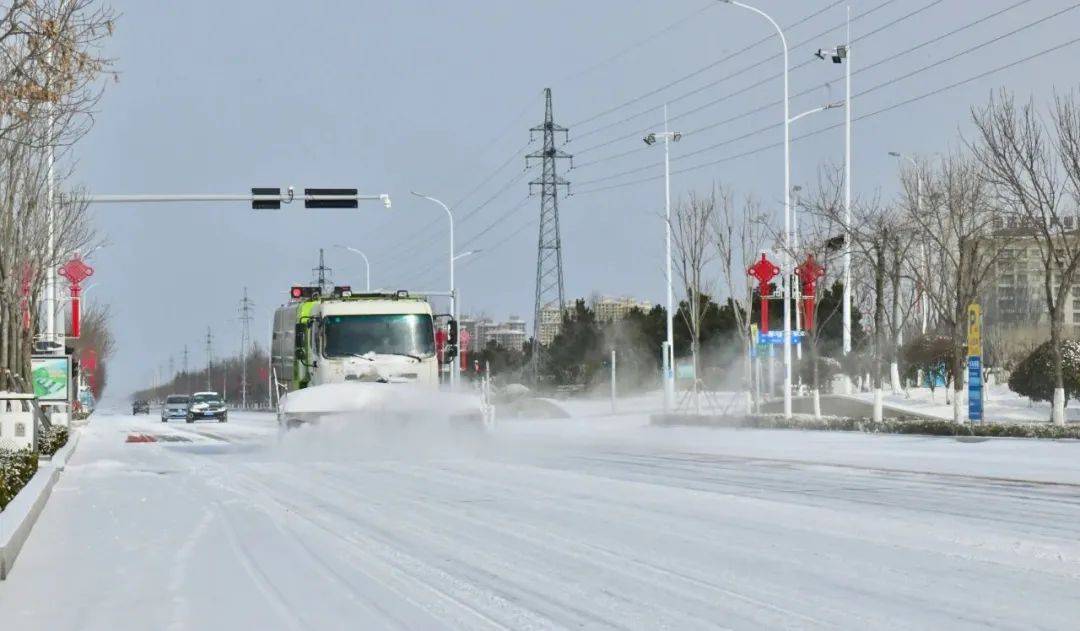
<box><xmin>967</xmin><ymin>303</ymin><xmax>981</xmax><ymax>356</ymax></box>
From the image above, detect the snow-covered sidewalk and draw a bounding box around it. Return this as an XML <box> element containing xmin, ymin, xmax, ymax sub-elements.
<box><xmin>0</xmin><ymin>405</ymin><xmax>1078</xmax><ymax>629</ymax></box>
<box><xmin>848</xmin><ymin>383</ymin><xmax>1080</xmax><ymax>423</ymax></box>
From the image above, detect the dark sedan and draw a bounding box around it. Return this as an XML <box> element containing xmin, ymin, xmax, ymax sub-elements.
<box><xmin>186</xmin><ymin>391</ymin><xmax>228</xmax><ymax>423</ymax></box>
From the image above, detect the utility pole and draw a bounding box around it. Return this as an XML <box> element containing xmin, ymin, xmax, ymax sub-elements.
<box><xmin>205</xmin><ymin>327</ymin><xmax>214</xmax><ymax>391</ymax></box>
<box><xmin>312</xmin><ymin>248</ymin><xmax>333</xmax><ymax>295</ymax></box>
<box><xmin>181</xmin><ymin>344</ymin><xmax>189</xmax><ymax>393</ymax></box>
<box><xmin>526</xmin><ymin>87</ymin><xmax>572</xmax><ymax>382</ymax></box>
<box><xmin>238</xmin><ymin>287</ymin><xmax>255</xmax><ymax>409</ymax></box>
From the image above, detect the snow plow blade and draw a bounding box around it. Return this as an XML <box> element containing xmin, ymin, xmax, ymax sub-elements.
<box><xmin>278</xmin><ymin>382</ymin><xmax>487</xmax><ymax>431</ymax></box>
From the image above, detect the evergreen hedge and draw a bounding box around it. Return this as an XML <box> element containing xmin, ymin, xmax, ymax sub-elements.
<box><xmin>0</xmin><ymin>448</ymin><xmax>38</xmax><ymax>511</ymax></box>
<box><xmin>1008</xmin><ymin>339</ymin><xmax>1080</xmax><ymax>405</ymax></box>
<box><xmin>38</xmin><ymin>425</ymin><xmax>69</xmax><ymax>457</ymax></box>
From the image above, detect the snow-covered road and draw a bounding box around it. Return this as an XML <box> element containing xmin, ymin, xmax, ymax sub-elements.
<box><xmin>2</xmin><ymin>406</ymin><xmax>1080</xmax><ymax>629</ymax></box>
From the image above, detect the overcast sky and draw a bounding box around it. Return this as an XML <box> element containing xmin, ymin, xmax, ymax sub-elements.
<box><xmin>71</xmin><ymin>0</ymin><xmax>1079</xmax><ymax>394</ymax></box>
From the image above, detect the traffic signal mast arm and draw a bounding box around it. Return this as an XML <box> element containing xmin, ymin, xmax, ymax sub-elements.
<box><xmin>71</xmin><ymin>187</ymin><xmax>392</xmax><ymax>209</ymax></box>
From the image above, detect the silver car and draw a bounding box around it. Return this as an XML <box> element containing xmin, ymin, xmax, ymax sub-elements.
<box><xmin>160</xmin><ymin>394</ymin><xmax>190</xmax><ymax>423</ymax></box>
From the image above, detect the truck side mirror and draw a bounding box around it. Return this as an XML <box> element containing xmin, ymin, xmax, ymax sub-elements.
<box><xmin>294</xmin><ymin>323</ymin><xmax>306</xmax><ymax>357</ymax></box>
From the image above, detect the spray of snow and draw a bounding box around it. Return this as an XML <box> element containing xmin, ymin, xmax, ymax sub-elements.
<box><xmin>273</xmin><ymin>383</ymin><xmax>490</xmax><ymax>462</ymax></box>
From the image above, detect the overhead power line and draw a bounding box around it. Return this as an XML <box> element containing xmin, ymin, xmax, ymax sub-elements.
<box><xmin>567</xmin><ymin>0</ymin><xmax>853</xmax><ymax>130</ymax></box>
<box><xmin>573</xmin><ymin>0</ymin><xmax>949</xmax><ymax>161</ymax></box>
<box><xmin>571</xmin><ymin>0</ymin><xmax>911</xmax><ymax>149</ymax></box>
<box><xmin>573</xmin><ymin>33</ymin><xmax>1080</xmax><ymax>197</ymax></box>
<box><xmin>573</xmin><ymin>2</ymin><xmax>1077</xmax><ymax>190</ymax></box>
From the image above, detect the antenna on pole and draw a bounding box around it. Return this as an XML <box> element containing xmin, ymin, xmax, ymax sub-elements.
<box><xmin>238</xmin><ymin>287</ymin><xmax>255</xmax><ymax>409</ymax></box>
<box><xmin>205</xmin><ymin>327</ymin><xmax>214</xmax><ymax>391</ymax></box>
<box><xmin>182</xmin><ymin>344</ymin><xmax>189</xmax><ymax>393</ymax></box>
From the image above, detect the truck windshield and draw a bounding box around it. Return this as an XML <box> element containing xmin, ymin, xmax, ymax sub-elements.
<box><xmin>322</xmin><ymin>314</ymin><xmax>435</xmax><ymax>358</ymax></box>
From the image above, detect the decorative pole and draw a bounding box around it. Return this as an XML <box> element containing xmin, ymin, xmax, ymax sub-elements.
<box><xmin>57</xmin><ymin>255</ymin><xmax>95</xmax><ymax>338</ymax></box>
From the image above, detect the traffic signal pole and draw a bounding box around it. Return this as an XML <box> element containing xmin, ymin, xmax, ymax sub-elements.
<box><xmin>76</xmin><ymin>188</ymin><xmax>391</xmax><ymax>208</ymax></box>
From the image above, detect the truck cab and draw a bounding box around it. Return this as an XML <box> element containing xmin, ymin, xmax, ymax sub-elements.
<box><xmin>272</xmin><ymin>288</ymin><xmax>442</xmax><ymax>395</ymax></box>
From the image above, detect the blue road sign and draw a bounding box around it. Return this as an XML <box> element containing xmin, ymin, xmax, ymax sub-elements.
<box><xmin>757</xmin><ymin>330</ymin><xmax>806</xmax><ymax>346</ymax></box>
<box><xmin>968</xmin><ymin>355</ymin><xmax>983</xmax><ymax>422</ymax></box>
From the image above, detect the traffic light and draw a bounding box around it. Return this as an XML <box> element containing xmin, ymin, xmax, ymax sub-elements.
<box><xmin>305</xmin><ymin>188</ymin><xmax>358</xmax><ymax>209</ymax></box>
<box><xmin>446</xmin><ymin>319</ymin><xmax>459</xmax><ymax>359</ymax></box>
<box><xmin>252</xmin><ymin>187</ymin><xmax>281</xmax><ymax>209</ymax></box>
<box><xmin>289</xmin><ymin>286</ymin><xmax>320</xmax><ymax>300</ymax></box>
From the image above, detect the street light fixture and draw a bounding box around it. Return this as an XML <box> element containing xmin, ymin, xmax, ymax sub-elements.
<box><xmin>333</xmin><ymin>244</ymin><xmax>372</xmax><ymax>292</ymax></box>
<box><xmin>453</xmin><ymin>250</ymin><xmax>481</xmax><ymax>262</ymax></box>
<box><xmin>719</xmin><ymin>0</ymin><xmax>794</xmax><ymax>418</ymax></box>
<box><xmin>410</xmin><ymin>191</ymin><xmax>459</xmax><ymax>389</ymax></box>
<box><xmin>644</xmin><ymin>104</ymin><xmax>681</xmax><ymax>413</ymax></box>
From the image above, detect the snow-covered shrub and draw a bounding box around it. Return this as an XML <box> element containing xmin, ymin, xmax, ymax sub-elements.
<box><xmin>901</xmin><ymin>334</ymin><xmax>954</xmax><ymax>390</ymax></box>
<box><xmin>38</xmin><ymin>425</ymin><xmax>68</xmax><ymax>457</ymax></box>
<box><xmin>0</xmin><ymin>448</ymin><xmax>39</xmax><ymax>510</ymax></box>
<box><xmin>798</xmin><ymin>356</ymin><xmax>842</xmax><ymax>392</ymax></box>
<box><xmin>1007</xmin><ymin>339</ymin><xmax>1080</xmax><ymax>405</ymax></box>
<box><xmin>656</xmin><ymin>413</ymin><xmax>1080</xmax><ymax>439</ymax></box>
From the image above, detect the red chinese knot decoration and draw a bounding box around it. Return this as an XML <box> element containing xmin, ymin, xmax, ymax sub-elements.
<box><xmin>57</xmin><ymin>255</ymin><xmax>95</xmax><ymax>338</ymax></box>
<box><xmin>794</xmin><ymin>254</ymin><xmax>826</xmax><ymax>331</ymax></box>
<box><xmin>747</xmin><ymin>253</ymin><xmax>781</xmax><ymax>334</ymax></box>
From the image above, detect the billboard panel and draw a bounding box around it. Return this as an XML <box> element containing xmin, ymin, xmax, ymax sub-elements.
<box><xmin>32</xmin><ymin>356</ymin><xmax>71</xmax><ymax>402</ymax></box>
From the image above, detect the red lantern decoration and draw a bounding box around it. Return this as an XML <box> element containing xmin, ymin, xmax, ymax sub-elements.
<box><xmin>795</xmin><ymin>254</ymin><xmax>826</xmax><ymax>331</ymax></box>
<box><xmin>747</xmin><ymin>253</ymin><xmax>781</xmax><ymax>334</ymax></box>
<box><xmin>57</xmin><ymin>255</ymin><xmax>95</xmax><ymax>338</ymax></box>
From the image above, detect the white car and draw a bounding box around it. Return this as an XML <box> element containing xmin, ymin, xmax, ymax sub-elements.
<box><xmin>160</xmin><ymin>394</ymin><xmax>190</xmax><ymax>422</ymax></box>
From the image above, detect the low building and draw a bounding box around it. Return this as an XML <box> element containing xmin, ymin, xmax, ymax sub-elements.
<box><xmin>592</xmin><ymin>296</ymin><xmax>654</xmax><ymax>323</ymax></box>
<box><xmin>459</xmin><ymin>315</ymin><xmax>529</xmax><ymax>350</ymax></box>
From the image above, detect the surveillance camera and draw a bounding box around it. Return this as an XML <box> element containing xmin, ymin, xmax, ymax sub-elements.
<box><xmin>643</xmin><ymin>134</ymin><xmax>656</xmax><ymax>146</ymax></box>
<box><xmin>815</xmin><ymin>49</ymin><xmax>826</xmax><ymax>60</ymax></box>
<box><xmin>672</xmin><ymin>132</ymin><xmax>682</xmax><ymax>142</ymax></box>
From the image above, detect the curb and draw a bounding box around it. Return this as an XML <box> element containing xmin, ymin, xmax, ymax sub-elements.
<box><xmin>0</xmin><ymin>429</ymin><xmax>82</xmax><ymax>579</ymax></box>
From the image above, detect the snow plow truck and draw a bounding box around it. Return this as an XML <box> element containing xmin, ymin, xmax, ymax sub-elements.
<box><xmin>270</xmin><ymin>286</ymin><xmax>488</xmax><ymax>429</ymax></box>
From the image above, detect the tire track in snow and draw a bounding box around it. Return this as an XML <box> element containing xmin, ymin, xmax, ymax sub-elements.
<box><xmin>295</xmin><ymin>461</ymin><xmax>829</xmax><ymax>629</ymax></box>
<box><xmin>220</xmin><ymin>463</ymin><xmax>535</xmax><ymax>631</ymax></box>
<box><xmin>262</xmin><ymin>464</ymin><xmax>702</xmax><ymax>630</ymax></box>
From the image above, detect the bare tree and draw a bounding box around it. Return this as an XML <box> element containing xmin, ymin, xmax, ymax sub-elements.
<box><xmin>797</xmin><ymin>167</ymin><xmax>849</xmax><ymax>417</ymax></box>
<box><xmin>671</xmin><ymin>189</ymin><xmax>717</xmax><ymax>408</ymax></box>
<box><xmin>0</xmin><ymin>0</ymin><xmax>113</xmax><ymax>385</ymax></box>
<box><xmin>904</xmin><ymin>153</ymin><xmax>1008</xmax><ymax>423</ymax></box>
<box><xmin>711</xmin><ymin>188</ymin><xmax>767</xmax><ymax>412</ymax></box>
<box><xmin>972</xmin><ymin>90</ymin><xmax>1080</xmax><ymax>424</ymax></box>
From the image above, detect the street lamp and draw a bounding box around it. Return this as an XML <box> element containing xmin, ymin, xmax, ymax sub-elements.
<box><xmin>720</xmin><ymin>0</ymin><xmax>793</xmax><ymax>418</ymax></box>
<box><xmin>411</xmin><ymin>191</ymin><xmax>459</xmax><ymax>389</ymax></box>
<box><xmin>644</xmin><ymin>104</ymin><xmax>681</xmax><ymax>413</ymax></box>
<box><xmin>333</xmin><ymin>244</ymin><xmax>371</xmax><ymax>291</ymax></box>
<box><xmin>816</xmin><ymin>8</ymin><xmax>853</xmax><ymax>361</ymax></box>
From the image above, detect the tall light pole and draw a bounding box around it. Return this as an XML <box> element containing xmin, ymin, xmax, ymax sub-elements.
<box><xmin>816</xmin><ymin>7</ymin><xmax>853</xmax><ymax>360</ymax></box>
<box><xmin>644</xmin><ymin>104</ymin><xmax>681</xmax><ymax>412</ymax></box>
<box><xmin>411</xmin><ymin>191</ymin><xmax>458</xmax><ymax>389</ymax></box>
<box><xmin>721</xmin><ymin>0</ymin><xmax>792</xmax><ymax>417</ymax></box>
<box><xmin>334</xmin><ymin>244</ymin><xmax>371</xmax><ymax>291</ymax></box>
